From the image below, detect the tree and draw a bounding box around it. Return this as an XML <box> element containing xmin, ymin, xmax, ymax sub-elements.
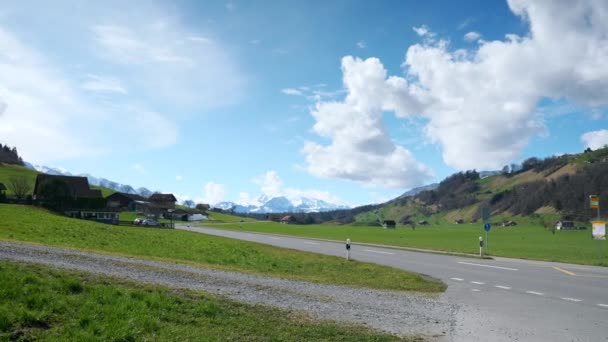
<box><xmin>9</xmin><ymin>176</ymin><xmax>31</xmax><ymax>200</ymax></box>
<box><xmin>182</xmin><ymin>199</ymin><xmax>195</xmax><ymax>208</ymax></box>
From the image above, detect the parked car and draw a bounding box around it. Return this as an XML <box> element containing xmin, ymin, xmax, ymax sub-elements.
<box><xmin>133</xmin><ymin>218</ymin><xmax>144</xmax><ymax>225</ymax></box>
<box><xmin>142</xmin><ymin>219</ymin><xmax>160</xmax><ymax>227</ymax></box>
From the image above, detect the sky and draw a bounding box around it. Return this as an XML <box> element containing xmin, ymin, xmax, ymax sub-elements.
<box><xmin>1</xmin><ymin>0</ymin><xmax>607</xmax><ymax>207</ymax></box>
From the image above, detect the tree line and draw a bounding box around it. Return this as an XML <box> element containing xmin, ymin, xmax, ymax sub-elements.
<box><xmin>0</xmin><ymin>143</ymin><xmax>24</xmax><ymax>165</ymax></box>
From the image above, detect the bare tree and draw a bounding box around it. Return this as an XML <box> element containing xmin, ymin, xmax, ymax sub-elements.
<box><xmin>9</xmin><ymin>176</ymin><xmax>31</xmax><ymax>200</ymax></box>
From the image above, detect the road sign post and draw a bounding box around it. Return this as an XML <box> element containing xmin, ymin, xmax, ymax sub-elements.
<box><xmin>481</xmin><ymin>207</ymin><xmax>491</xmax><ymax>255</ymax></box>
<box><xmin>345</xmin><ymin>238</ymin><xmax>351</xmax><ymax>260</ymax></box>
<box><xmin>479</xmin><ymin>236</ymin><xmax>484</xmax><ymax>258</ymax></box>
<box><xmin>484</xmin><ymin>223</ymin><xmax>491</xmax><ymax>255</ymax></box>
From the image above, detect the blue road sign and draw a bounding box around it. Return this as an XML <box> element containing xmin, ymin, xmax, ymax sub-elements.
<box><xmin>484</xmin><ymin>223</ymin><xmax>492</xmax><ymax>232</ymax></box>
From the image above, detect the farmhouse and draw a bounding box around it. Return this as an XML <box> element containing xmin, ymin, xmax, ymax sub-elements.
<box><xmin>106</xmin><ymin>192</ymin><xmax>146</xmax><ymax>211</ymax></box>
<box><xmin>165</xmin><ymin>208</ymin><xmax>209</xmax><ymax>221</ymax></box>
<box><xmin>33</xmin><ymin>174</ymin><xmax>102</xmax><ymax>200</ymax></box>
<box><xmin>280</xmin><ymin>215</ymin><xmax>295</xmax><ymax>224</ymax></box>
<box><xmin>382</xmin><ymin>220</ymin><xmax>396</xmax><ymax>229</ymax></box>
<box><xmin>148</xmin><ymin>193</ymin><xmax>177</xmax><ymax>210</ymax></box>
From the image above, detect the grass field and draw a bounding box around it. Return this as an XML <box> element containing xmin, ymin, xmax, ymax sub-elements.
<box><xmin>0</xmin><ymin>204</ymin><xmax>444</xmax><ymax>293</ymax></box>
<box><xmin>199</xmin><ymin>219</ymin><xmax>608</xmax><ymax>266</ymax></box>
<box><xmin>0</xmin><ymin>261</ymin><xmax>409</xmax><ymax>341</ymax></box>
<box><xmin>0</xmin><ymin>164</ymin><xmax>39</xmax><ymax>196</ymax></box>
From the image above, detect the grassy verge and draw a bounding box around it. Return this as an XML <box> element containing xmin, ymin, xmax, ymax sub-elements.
<box><xmin>0</xmin><ymin>261</ymin><xmax>410</xmax><ymax>341</ymax></box>
<box><xmin>0</xmin><ymin>204</ymin><xmax>444</xmax><ymax>293</ymax></box>
<box><xmin>198</xmin><ymin>220</ymin><xmax>608</xmax><ymax>266</ymax></box>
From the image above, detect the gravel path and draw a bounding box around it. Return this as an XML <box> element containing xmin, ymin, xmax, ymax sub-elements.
<box><xmin>0</xmin><ymin>241</ymin><xmax>459</xmax><ymax>340</ymax></box>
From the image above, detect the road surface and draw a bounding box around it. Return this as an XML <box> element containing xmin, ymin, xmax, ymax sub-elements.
<box><xmin>178</xmin><ymin>225</ymin><xmax>608</xmax><ymax>342</ymax></box>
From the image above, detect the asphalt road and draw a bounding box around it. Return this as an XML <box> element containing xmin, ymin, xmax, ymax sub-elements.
<box><xmin>178</xmin><ymin>225</ymin><xmax>608</xmax><ymax>342</ymax></box>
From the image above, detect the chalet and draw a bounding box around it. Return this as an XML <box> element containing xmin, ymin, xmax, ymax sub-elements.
<box><xmin>106</xmin><ymin>192</ymin><xmax>146</xmax><ymax>211</ymax></box>
<box><xmin>280</xmin><ymin>215</ymin><xmax>295</xmax><ymax>224</ymax></box>
<box><xmin>382</xmin><ymin>220</ymin><xmax>396</xmax><ymax>229</ymax></box>
<box><xmin>148</xmin><ymin>193</ymin><xmax>177</xmax><ymax>210</ymax></box>
<box><xmin>33</xmin><ymin>174</ymin><xmax>102</xmax><ymax>200</ymax></box>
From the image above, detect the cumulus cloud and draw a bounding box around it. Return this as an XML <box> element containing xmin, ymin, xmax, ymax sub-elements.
<box><xmin>308</xmin><ymin>0</ymin><xmax>608</xmax><ymax>175</ymax></box>
<box><xmin>581</xmin><ymin>130</ymin><xmax>608</xmax><ymax>150</ymax></box>
<box><xmin>203</xmin><ymin>182</ymin><xmax>225</xmax><ymax>205</ymax></box>
<box><xmin>303</xmin><ymin>57</ymin><xmax>433</xmax><ymax>189</ymax></box>
<box><xmin>463</xmin><ymin>31</ymin><xmax>481</xmax><ymax>41</ymax></box>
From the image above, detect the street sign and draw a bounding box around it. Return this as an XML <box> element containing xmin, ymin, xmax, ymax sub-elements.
<box><xmin>482</xmin><ymin>207</ymin><xmax>490</xmax><ymax>222</ymax></box>
<box><xmin>484</xmin><ymin>223</ymin><xmax>491</xmax><ymax>232</ymax></box>
<box><xmin>592</xmin><ymin>221</ymin><xmax>606</xmax><ymax>240</ymax></box>
<box><xmin>590</xmin><ymin>195</ymin><xmax>599</xmax><ymax>209</ymax></box>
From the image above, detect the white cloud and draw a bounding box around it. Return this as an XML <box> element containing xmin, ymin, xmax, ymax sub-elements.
<box><xmin>303</xmin><ymin>56</ymin><xmax>433</xmax><ymax>189</ymax></box>
<box><xmin>0</xmin><ymin>23</ymin><xmax>180</xmax><ymax>163</ymax></box>
<box><xmin>281</xmin><ymin>88</ymin><xmax>303</xmax><ymax>96</ymax></box>
<box><xmin>91</xmin><ymin>19</ymin><xmax>245</xmax><ymax>110</ymax></box>
<box><xmin>82</xmin><ymin>74</ymin><xmax>127</xmax><ymax>94</ymax></box>
<box><xmin>203</xmin><ymin>182</ymin><xmax>225</xmax><ymax>205</ymax></box>
<box><xmin>412</xmin><ymin>25</ymin><xmax>430</xmax><ymax>37</ymax></box>
<box><xmin>581</xmin><ymin>130</ymin><xmax>608</xmax><ymax>150</ymax></box>
<box><xmin>311</xmin><ymin>1</ymin><xmax>608</xmax><ymax>173</ymax></box>
<box><xmin>357</xmin><ymin>40</ymin><xmax>366</xmax><ymax>49</ymax></box>
<box><xmin>463</xmin><ymin>31</ymin><xmax>481</xmax><ymax>42</ymax></box>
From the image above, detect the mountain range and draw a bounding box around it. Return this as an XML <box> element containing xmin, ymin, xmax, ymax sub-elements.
<box><xmin>215</xmin><ymin>194</ymin><xmax>350</xmax><ymax>214</ymax></box>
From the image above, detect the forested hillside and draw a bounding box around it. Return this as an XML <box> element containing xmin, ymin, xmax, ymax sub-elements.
<box><xmin>0</xmin><ymin>143</ymin><xmax>24</xmax><ymax>165</ymax></box>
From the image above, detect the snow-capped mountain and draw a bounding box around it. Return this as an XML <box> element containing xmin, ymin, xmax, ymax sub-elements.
<box><xmin>215</xmin><ymin>195</ymin><xmax>350</xmax><ymax>214</ymax></box>
<box><xmin>24</xmin><ymin>162</ymin><xmax>154</xmax><ymax>197</ymax></box>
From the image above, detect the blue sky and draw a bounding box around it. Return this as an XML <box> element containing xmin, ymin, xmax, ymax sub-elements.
<box><xmin>1</xmin><ymin>0</ymin><xmax>607</xmax><ymax>206</ymax></box>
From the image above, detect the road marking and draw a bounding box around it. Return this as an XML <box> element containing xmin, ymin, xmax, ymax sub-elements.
<box><xmin>553</xmin><ymin>266</ymin><xmax>576</xmax><ymax>276</ymax></box>
<box><xmin>598</xmin><ymin>304</ymin><xmax>608</xmax><ymax>308</ymax></box>
<box><xmin>303</xmin><ymin>241</ymin><xmax>319</xmax><ymax>245</ymax></box>
<box><xmin>471</xmin><ymin>289</ymin><xmax>481</xmax><ymax>292</ymax></box>
<box><xmin>363</xmin><ymin>249</ymin><xmax>395</xmax><ymax>255</ymax></box>
<box><xmin>457</xmin><ymin>261</ymin><xmax>518</xmax><ymax>271</ymax></box>
<box><xmin>471</xmin><ymin>281</ymin><xmax>485</xmax><ymax>285</ymax></box>
<box><xmin>450</xmin><ymin>277</ymin><xmax>464</xmax><ymax>281</ymax></box>
<box><xmin>495</xmin><ymin>285</ymin><xmax>512</xmax><ymax>290</ymax></box>
<box><xmin>561</xmin><ymin>297</ymin><xmax>582</xmax><ymax>302</ymax></box>
<box><xmin>526</xmin><ymin>291</ymin><xmax>544</xmax><ymax>296</ymax></box>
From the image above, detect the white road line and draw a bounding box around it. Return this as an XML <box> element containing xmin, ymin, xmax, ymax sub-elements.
<box><xmin>363</xmin><ymin>249</ymin><xmax>395</xmax><ymax>255</ymax></box>
<box><xmin>561</xmin><ymin>297</ymin><xmax>582</xmax><ymax>302</ymax></box>
<box><xmin>598</xmin><ymin>304</ymin><xmax>608</xmax><ymax>308</ymax></box>
<box><xmin>495</xmin><ymin>285</ymin><xmax>512</xmax><ymax>290</ymax></box>
<box><xmin>471</xmin><ymin>289</ymin><xmax>481</xmax><ymax>292</ymax></box>
<box><xmin>471</xmin><ymin>281</ymin><xmax>485</xmax><ymax>285</ymax></box>
<box><xmin>450</xmin><ymin>277</ymin><xmax>464</xmax><ymax>281</ymax></box>
<box><xmin>526</xmin><ymin>291</ymin><xmax>544</xmax><ymax>296</ymax></box>
<box><xmin>457</xmin><ymin>261</ymin><xmax>518</xmax><ymax>271</ymax></box>
<box><xmin>303</xmin><ymin>241</ymin><xmax>319</xmax><ymax>245</ymax></box>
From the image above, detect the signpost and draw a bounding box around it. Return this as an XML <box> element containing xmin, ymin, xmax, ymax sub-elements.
<box><xmin>481</xmin><ymin>207</ymin><xmax>491</xmax><ymax>255</ymax></box>
<box><xmin>479</xmin><ymin>236</ymin><xmax>484</xmax><ymax>258</ymax></box>
<box><xmin>590</xmin><ymin>196</ymin><xmax>604</xmax><ymax>261</ymax></box>
<box><xmin>345</xmin><ymin>238</ymin><xmax>351</xmax><ymax>260</ymax></box>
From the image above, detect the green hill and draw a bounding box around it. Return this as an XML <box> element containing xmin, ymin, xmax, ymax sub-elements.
<box><xmin>355</xmin><ymin>148</ymin><xmax>608</xmax><ymax>227</ymax></box>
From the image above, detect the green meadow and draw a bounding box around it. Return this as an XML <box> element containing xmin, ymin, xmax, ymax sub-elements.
<box><xmin>0</xmin><ymin>261</ymin><xmax>410</xmax><ymax>341</ymax></box>
<box><xmin>200</xmin><ymin>219</ymin><xmax>608</xmax><ymax>266</ymax></box>
<box><xmin>0</xmin><ymin>204</ymin><xmax>444</xmax><ymax>293</ymax></box>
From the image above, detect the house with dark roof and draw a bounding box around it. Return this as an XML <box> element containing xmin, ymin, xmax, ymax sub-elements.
<box><xmin>33</xmin><ymin>174</ymin><xmax>102</xmax><ymax>200</ymax></box>
<box><xmin>148</xmin><ymin>193</ymin><xmax>177</xmax><ymax>210</ymax></box>
<box><xmin>382</xmin><ymin>220</ymin><xmax>396</xmax><ymax>229</ymax></box>
<box><xmin>106</xmin><ymin>192</ymin><xmax>146</xmax><ymax>211</ymax></box>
